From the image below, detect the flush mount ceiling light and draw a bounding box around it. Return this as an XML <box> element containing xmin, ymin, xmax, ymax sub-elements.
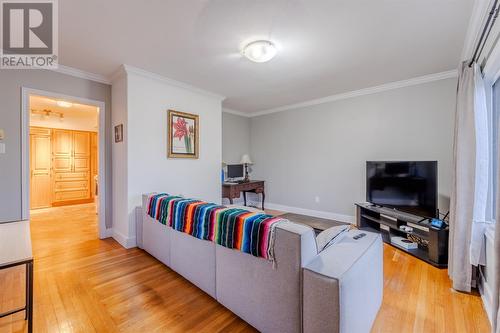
<box><xmin>56</xmin><ymin>100</ymin><xmax>73</xmax><ymax>108</ymax></box>
<box><xmin>242</xmin><ymin>40</ymin><xmax>277</xmax><ymax>63</ymax></box>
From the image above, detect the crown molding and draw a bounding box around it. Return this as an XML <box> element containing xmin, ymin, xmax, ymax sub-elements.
<box><xmin>461</xmin><ymin>0</ymin><xmax>493</xmax><ymax>61</ymax></box>
<box><xmin>44</xmin><ymin>64</ymin><xmax>456</xmax><ymax>117</ymax></box>
<box><xmin>49</xmin><ymin>64</ymin><xmax>111</xmax><ymax>85</ymax></box>
<box><xmin>109</xmin><ymin>64</ymin><xmax>127</xmax><ymax>82</ymax></box>
<box><xmin>250</xmin><ymin>70</ymin><xmax>458</xmax><ymax>117</ymax></box>
<box><xmin>0</xmin><ymin>48</ymin><xmax>110</xmax><ymax>84</ymax></box>
<box><xmin>120</xmin><ymin>64</ymin><xmax>226</xmax><ymax>101</ymax></box>
<box><xmin>222</xmin><ymin>108</ymin><xmax>251</xmax><ymax>117</ymax></box>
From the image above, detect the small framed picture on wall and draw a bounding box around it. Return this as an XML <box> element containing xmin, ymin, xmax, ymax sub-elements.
<box><xmin>167</xmin><ymin>109</ymin><xmax>199</xmax><ymax>159</ymax></box>
<box><xmin>114</xmin><ymin>124</ymin><xmax>123</xmax><ymax>143</ymax></box>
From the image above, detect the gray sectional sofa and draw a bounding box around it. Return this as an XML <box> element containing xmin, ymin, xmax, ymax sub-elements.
<box><xmin>138</xmin><ymin>194</ymin><xmax>383</xmax><ymax>333</ymax></box>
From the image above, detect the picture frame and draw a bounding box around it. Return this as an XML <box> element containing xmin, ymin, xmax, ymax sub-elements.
<box><xmin>167</xmin><ymin>109</ymin><xmax>199</xmax><ymax>158</ymax></box>
<box><xmin>114</xmin><ymin>124</ymin><xmax>123</xmax><ymax>143</ymax></box>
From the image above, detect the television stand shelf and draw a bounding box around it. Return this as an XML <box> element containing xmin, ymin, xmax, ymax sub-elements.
<box><xmin>355</xmin><ymin>203</ymin><xmax>448</xmax><ymax>268</ymax></box>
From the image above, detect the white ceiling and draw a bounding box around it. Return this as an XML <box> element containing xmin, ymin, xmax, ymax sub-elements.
<box><xmin>58</xmin><ymin>0</ymin><xmax>473</xmax><ymax>113</ymax></box>
<box><xmin>30</xmin><ymin>95</ymin><xmax>98</xmax><ymax>116</ymax></box>
<box><xmin>30</xmin><ymin>95</ymin><xmax>99</xmax><ymax>130</ymax></box>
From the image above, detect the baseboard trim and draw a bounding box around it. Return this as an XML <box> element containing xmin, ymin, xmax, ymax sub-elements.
<box><xmin>101</xmin><ymin>228</ymin><xmax>113</xmax><ymax>239</ymax></box>
<box><xmin>251</xmin><ymin>201</ymin><xmax>355</xmax><ymax>224</ymax></box>
<box><xmin>112</xmin><ymin>229</ymin><xmax>137</xmax><ymax>249</ymax></box>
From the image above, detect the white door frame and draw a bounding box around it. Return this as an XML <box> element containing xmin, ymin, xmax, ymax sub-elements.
<box><xmin>21</xmin><ymin>87</ymin><xmax>107</xmax><ymax>239</ymax></box>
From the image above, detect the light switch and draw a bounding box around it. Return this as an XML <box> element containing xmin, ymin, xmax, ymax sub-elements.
<box><xmin>0</xmin><ymin>129</ymin><xmax>4</xmax><ymax>140</ymax></box>
<box><xmin>0</xmin><ymin>143</ymin><xmax>5</xmax><ymax>154</ymax></box>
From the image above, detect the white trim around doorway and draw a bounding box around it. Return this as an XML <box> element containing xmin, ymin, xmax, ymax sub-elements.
<box><xmin>21</xmin><ymin>87</ymin><xmax>108</xmax><ymax>239</ymax></box>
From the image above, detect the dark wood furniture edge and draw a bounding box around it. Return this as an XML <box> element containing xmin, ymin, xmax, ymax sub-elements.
<box><xmin>355</xmin><ymin>203</ymin><xmax>448</xmax><ymax>268</ymax></box>
<box><xmin>222</xmin><ymin>180</ymin><xmax>265</xmax><ymax>210</ymax></box>
<box><xmin>0</xmin><ymin>258</ymin><xmax>34</xmax><ymax>333</ymax></box>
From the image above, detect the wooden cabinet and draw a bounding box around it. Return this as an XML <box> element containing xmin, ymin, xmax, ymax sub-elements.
<box><xmin>52</xmin><ymin>129</ymin><xmax>91</xmax><ymax>205</ymax></box>
<box><xmin>73</xmin><ymin>131</ymin><xmax>90</xmax><ymax>172</ymax></box>
<box><xmin>30</xmin><ymin>128</ymin><xmax>52</xmax><ymax>209</ymax></box>
<box><xmin>52</xmin><ymin>130</ymin><xmax>72</xmax><ymax>172</ymax></box>
<box><xmin>30</xmin><ymin>127</ymin><xmax>96</xmax><ymax>209</ymax></box>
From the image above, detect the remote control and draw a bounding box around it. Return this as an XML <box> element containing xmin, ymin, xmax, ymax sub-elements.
<box><xmin>353</xmin><ymin>233</ymin><xmax>366</xmax><ymax>240</ymax></box>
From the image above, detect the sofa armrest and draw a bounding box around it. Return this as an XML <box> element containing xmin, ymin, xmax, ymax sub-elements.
<box><xmin>303</xmin><ymin>230</ymin><xmax>383</xmax><ymax>333</ymax></box>
<box><xmin>277</xmin><ymin>221</ymin><xmax>318</xmax><ymax>267</ymax></box>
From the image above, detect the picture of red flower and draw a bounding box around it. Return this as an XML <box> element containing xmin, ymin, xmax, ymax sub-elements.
<box><xmin>173</xmin><ymin>117</ymin><xmax>188</xmax><ymax>140</ymax></box>
<box><xmin>168</xmin><ymin>110</ymin><xmax>199</xmax><ymax>159</ymax></box>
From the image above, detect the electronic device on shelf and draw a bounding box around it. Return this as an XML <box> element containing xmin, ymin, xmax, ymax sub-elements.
<box><xmin>366</xmin><ymin>161</ymin><xmax>438</xmax><ymax>218</ymax></box>
<box><xmin>391</xmin><ymin>236</ymin><xmax>418</xmax><ymax>250</ymax></box>
<box><xmin>431</xmin><ymin>218</ymin><xmax>445</xmax><ymax>229</ymax></box>
<box><xmin>399</xmin><ymin>225</ymin><xmax>413</xmax><ymax>232</ymax></box>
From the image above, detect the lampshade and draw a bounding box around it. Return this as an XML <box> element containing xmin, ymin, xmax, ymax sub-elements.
<box><xmin>240</xmin><ymin>154</ymin><xmax>253</xmax><ymax>164</ymax></box>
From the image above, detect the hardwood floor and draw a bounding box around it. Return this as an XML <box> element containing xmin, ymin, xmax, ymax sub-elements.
<box><xmin>0</xmin><ymin>204</ymin><xmax>491</xmax><ymax>332</ymax></box>
<box><xmin>372</xmin><ymin>244</ymin><xmax>490</xmax><ymax>333</ymax></box>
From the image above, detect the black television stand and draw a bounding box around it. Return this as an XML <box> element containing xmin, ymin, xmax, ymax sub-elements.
<box><xmin>355</xmin><ymin>203</ymin><xmax>448</xmax><ymax>268</ymax></box>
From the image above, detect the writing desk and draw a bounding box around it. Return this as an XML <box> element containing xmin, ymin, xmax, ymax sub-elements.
<box><xmin>222</xmin><ymin>180</ymin><xmax>265</xmax><ymax>210</ymax></box>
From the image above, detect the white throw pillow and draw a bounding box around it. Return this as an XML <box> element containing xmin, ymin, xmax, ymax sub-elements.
<box><xmin>316</xmin><ymin>225</ymin><xmax>350</xmax><ymax>252</ymax></box>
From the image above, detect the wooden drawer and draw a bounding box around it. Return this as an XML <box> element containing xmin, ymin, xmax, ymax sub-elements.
<box><xmin>74</xmin><ymin>157</ymin><xmax>90</xmax><ymax>171</ymax></box>
<box><xmin>54</xmin><ymin>172</ymin><xmax>88</xmax><ymax>181</ymax></box>
<box><xmin>54</xmin><ymin>180</ymin><xmax>88</xmax><ymax>191</ymax></box>
<box><xmin>253</xmin><ymin>187</ymin><xmax>264</xmax><ymax>194</ymax></box>
<box><xmin>53</xmin><ymin>157</ymin><xmax>71</xmax><ymax>171</ymax></box>
<box><xmin>54</xmin><ymin>190</ymin><xmax>89</xmax><ymax>201</ymax></box>
<box><xmin>239</xmin><ymin>182</ymin><xmax>264</xmax><ymax>192</ymax></box>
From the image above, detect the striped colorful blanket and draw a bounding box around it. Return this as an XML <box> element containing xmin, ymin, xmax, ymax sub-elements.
<box><xmin>147</xmin><ymin>193</ymin><xmax>285</xmax><ymax>260</ymax></box>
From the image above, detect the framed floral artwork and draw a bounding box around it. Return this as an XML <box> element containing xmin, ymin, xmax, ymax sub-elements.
<box><xmin>167</xmin><ymin>109</ymin><xmax>199</xmax><ymax>158</ymax></box>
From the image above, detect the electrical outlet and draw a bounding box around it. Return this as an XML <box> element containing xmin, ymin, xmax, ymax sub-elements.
<box><xmin>0</xmin><ymin>129</ymin><xmax>4</xmax><ymax>140</ymax></box>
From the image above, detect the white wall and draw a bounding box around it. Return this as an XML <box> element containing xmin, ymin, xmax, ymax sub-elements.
<box><xmin>111</xmin><ymin>66</ymin><xmax>223</xmax><ymax>248</ymax></box>
<box><xmin>249</xmin><ymin>78</ymin><xmax>457</xmax><ymax>221</ymax></box>
<box><xmin>222</xmin><ymin>111</ymin><xmax>251</xmax><ymax>204</ymax></box>
<box><xmin>222</xmin><ymin>111</ymin><xmax>251</xmax><ymax>164</ymax></box>
<box><xmin>111</xmin><ymin>71</ymin><xmax>129</xmax><ymax>242</ymax></box>
<box><xmin>0</xmin><ymin>70</ymin><xmax>112</xmax><ymax>225</ymax></box>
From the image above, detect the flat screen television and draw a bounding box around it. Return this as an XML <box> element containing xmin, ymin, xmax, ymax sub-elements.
<box><xmin>366</xmin><ymin>161</ymin><xmax>437</xmax><ymax>218</ymax></box>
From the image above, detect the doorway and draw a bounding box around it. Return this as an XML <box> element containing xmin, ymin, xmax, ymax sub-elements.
<box><xmin>21</xmin><ymin>88</ymin><xmax>106</xmax><ymax>238</ymax></box>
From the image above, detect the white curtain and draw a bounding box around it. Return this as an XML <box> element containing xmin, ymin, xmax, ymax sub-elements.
<box><xmin>494</xmin><ymin>82</ymin><xmax>500</xmax><ymax>333</ymax></box>
<box><xmin>449</xmin><ymin>62</ymin><xmax>489</xmax><ymax>292</ymax></box>
<box><xmin>494</xmin><ymin>213</ymin><xmax>500</xmax><ymax>332</ymax></box>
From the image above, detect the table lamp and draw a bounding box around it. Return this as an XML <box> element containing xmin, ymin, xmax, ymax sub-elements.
<box><xmin>240</xmin><ymin>154</ymin><xmax>253</xmax><ymax>182</ymax></box>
